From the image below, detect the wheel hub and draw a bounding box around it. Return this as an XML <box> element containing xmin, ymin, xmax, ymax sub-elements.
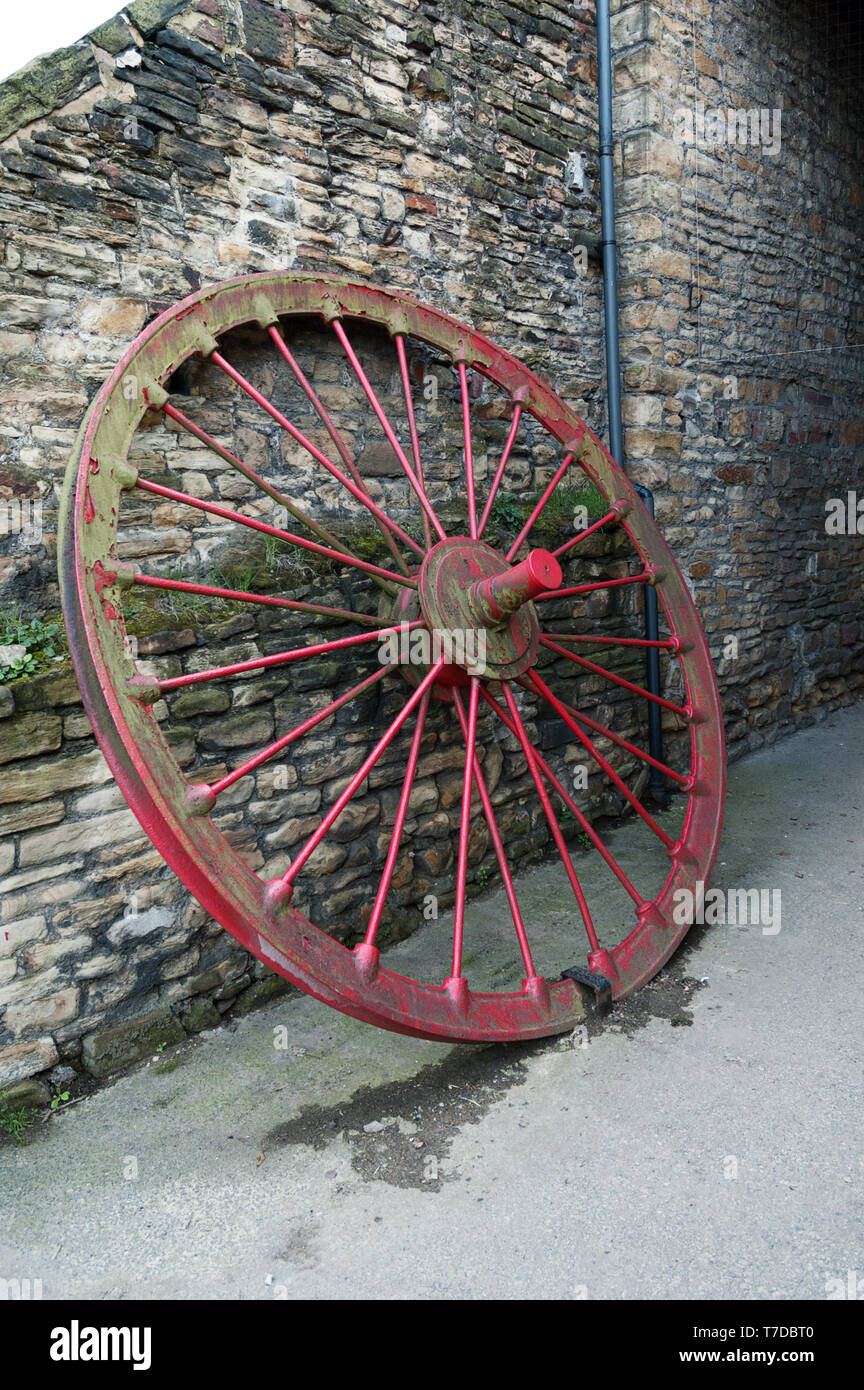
<box><xmin>418</xmin><ymin>537</ymin><xmax>561</xmax><ymax>681</ymax></box>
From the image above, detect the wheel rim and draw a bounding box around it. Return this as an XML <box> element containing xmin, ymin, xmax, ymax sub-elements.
<box><xmin>59</xmin><ymin>271</ymin><xmax>725</xmax><ymax>1043</ymax></box>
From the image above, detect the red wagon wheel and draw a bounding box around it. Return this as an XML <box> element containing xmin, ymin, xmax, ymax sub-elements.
<box><xmin>60</xmin><ymin>272</ymin><xmax>724</xmax><ymax>1043</ymax></box>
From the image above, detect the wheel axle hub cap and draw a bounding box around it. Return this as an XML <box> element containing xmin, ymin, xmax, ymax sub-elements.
<box><xmin>418</xmin><ymin>538</ymin><xmax>561</xmax><ymax>680</ymax></box>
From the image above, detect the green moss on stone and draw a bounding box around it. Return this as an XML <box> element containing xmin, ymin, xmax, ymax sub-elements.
<box><xmin>228</xmin><ymin>976</ymin><xmax>293</xmax><ymax>1017</ymax></box>
<box><xmin>0</xmin><ymin>44</ymin><xmax>100</xmax><ymax>142</ymax></box>
<box><xmin>126</xmin><ymin>0</ymin><xmax>192</xmax><ymax>38</ymax></box>
<box><xmin>180</xmin><ymin>997</ymin><xmax>221</xmax><ymax>1033</ymax></box>
<box><xmin>89</xmin><ymin>14</ymin><xmax>136</xmax><ymax>54</ymax></box>
<box><xmin>82</xmin><ymin>1008</ymin><xmax>186</xmax><ymax>1079</ymax></box>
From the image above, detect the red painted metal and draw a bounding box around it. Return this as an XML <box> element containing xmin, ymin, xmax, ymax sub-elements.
<box><xmin>60</xmin><ymin>271</ymin><xmax>725</xmax><ymax>1044</ymax></box>
<box><xmin>158</xmin><ymin>399</ymin><xmax>348</xmax><ymax>557</ymax></box>
<box><xmin>478</xmin><ymin>400</ymin><xmax>523</xmax><ymax>538</ymax></box>
<box><xmin>157</xmin><ymin>624</ymin><xmax>419</xmax><ymax>693</ymax></box>
<box><xmin>277</xmin><ymin>659</ymin><xmax>445</xmax><ymax>894</ymax></box>
<box><xmin>135</xmin><ymin>476</ymin><xmax>416</xmax><ymax>590</ymax></box>
<box><xmin>515</xmin><ymin>676</ymin><xmax>690</xmax><ymax>787</ymax></box>
<box><xmin>506</xmin><ymin>445</ymin><xmax>581</xmax><ymax>561</ymax></box>
<box><xmin>418</xmin><ymin>538</ymin><xmax>551</xmax><ymax>681</ymax></box>
<box><xmin>458</xmin><ymin>362</ymin><xmax>479</xmax><ymax>540</ymax></box>
<box><xmin>476</xmin><ymin>682</ymin><xmax>644</xmax><ymax>907</ymax></box>
<box><xmin>363</xmin><ymin>688</ymin><xmax>431</xmax><ymax>949</ymax></box>
<box><xmin>536</xmin><ymin>571</ymin><xmax>654</xmax><ymax>600</ymax></box>
<box><xmin>542</xmin><ymin>632</ymin><xmax>677</xmax><ymax>650</ymax></box>
<box><xmin>395</xmin><ymin>333</ymin><xmax>433</xmax><ymax>550</ymax></box>
<box><xmin>540</xmin><ymin>634</ymin><xmax>690</xmax><ymax>717</ymax></box>
<box><xmin>267</xmin><ymin>325</ymin><xmax>412</xmax><ymax>578</ymax></box>
<box><xmin>210</xmin><ymin>348</ymin><xmax>425</xmax><ymax>558</ymax></box>
<box><xmin>502</xmin><ymin>683</ymin><xmax>599</xmax><ymax>951</ymax></box>
<box><xmin>473</xmin><ymin>549</ymin><xmax>562</xmax><ymax>622</ymax></box>
<box><xmin>209</xmin><ymin>667</ymin><xmax>389</xmax><ymax>797</ymax></box>
<box><xmin>528</xmin><ymin>670</ymin><xmax>676</xmax><ymax>849</ymax></box>
<box><xmin>451</xmin><ymin>686</ymin><xmax>536</xmax><ymax>978</ymax></box>
<box><xmin>333</xmin><ymin>320</ymin><xmax>447</xmax><ymax>543</ymax></box>
<box><xmin>450</xmin><ymin>675</ymin><xmax>480</xmax><ymax>981</ymax></box>
<box><xmin>131</xmin><ymin>570</ymin><xmax>382</xmax><ymax>627</ymax></box>
<box><xmin>551</xmin><ymin>505</ymin><xmax>622</xmax><ymax>559</ymax></box>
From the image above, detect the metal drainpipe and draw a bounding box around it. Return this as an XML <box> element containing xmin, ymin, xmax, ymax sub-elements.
<box><xmin>596</xmin><ymin>0</ymin><xmax>668</xmax><ymax>806</ymax></box>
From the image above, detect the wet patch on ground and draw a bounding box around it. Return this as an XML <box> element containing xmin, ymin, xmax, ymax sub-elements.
<box><xmin>586</xmin><ymin>944</ymin><xmax>711</xmax><ymax>1039</ymax></box>
<box><xmin>575</xmin><ymin>928</ymin><xmax>711</xmax><ymax>1039</ymax></box>
<box><xmin>592</xmin><ymin>969</ymin><xmax>707</xmax><ymax>1035</ymax></box>
<box><xmin>262</xmin><ymin>949</ymin><xmax>711</xmax><ymax>1189</ymax></box>
<box><xmin>262</xmin><ymin>1042</ymin><xmax>542</xmax><ymax>1190</ymax></box>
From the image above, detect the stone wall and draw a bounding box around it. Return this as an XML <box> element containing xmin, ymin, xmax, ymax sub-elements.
<box><xmin>0</xmin><ymin>0</ymin><xmax>604</xmax><ymax>614</ymax></box>
<box><xmin>1</xmin><ymin>660</ymin><xmax>259</xmax><ymax>1093</ymax></box>
<box><xmin>608</xmin><ymin>0</ymin><xmax>864</xmax><ymax>747</ymax></box>
<box><xmin>0</xmin><ymin>0</ymin><xmax>862</xmax><ymax>1095</ymax></box>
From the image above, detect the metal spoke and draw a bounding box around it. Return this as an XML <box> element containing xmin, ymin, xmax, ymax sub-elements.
<box><xmin>501</xmin><ymin>683</ymin><xmax>599</xmax><ymax>952</ymax></box>
<box><xmin>128</xmin><ymin>571</ymin><xmax>383</xmax><ymax>627</ymax></box>
<box><xmin>535</xmin><ymin>572</ymin><xmax>654</xmax><ymax>601</ymax></box>
<box><xmin>551</xmin><ymin>504</ymin><xmax>625</xmax><ymax>560</ymax></box>
<box><xmin>452</xmin><ymin>687</ymin><xmax>537</xmax><ymax>978</ymax></box>
<box><xmin>395</xmin><ymin>333</ymin><xmax>433</xmax><ymax>550</ymax></box>
<box><xmin>156</xmin><ymin>623</ymin><xmax>421</xmax><ymax>693</ymax></box>
<box><xmin>451</xmin><ymin>675</ymin><xmax>480</xmax><ymax>979</ymax></box>
<box><xmin>527</xmin><ymin>670</ymin><xmax>676</xmax><ymax>849</ymax></box>
<box><xmin>153</xmin><ymin>396</ymin><xmax>351</xmax><ymax>559</ymax></box>
<box><xmin>477</xmin><ymin>396</ymin><xmax>524</xmax><ymax>538</ymax></box>
<box><xmin>134</xmin><ymin>477</ymin><xmax>417</xmax><ymax>591</ymax></box>
<box><xmin>505</xmin><ymin>440</ymin><xmax>584</xmax><ymax>561</ymax></box>
<box><xmin>267</xmin><ymin>325</ymin><xmax>413</xmax><ymax>577</ymax></box>
<box><xmin>209</xmin><ymin>348</ymin><xmax>425</xmax><ymax>559</ymax></box>
<box><xmin>204</xmin><ymin>667</ymin><xmax>389</xmax><ymax>799</ymax></box>
<box><xmin>277</xmin><ymin>659</ymin><xmax>446</xmax><ymax>889</ymax></box>
<box><xmin>458</xmin><ymin>362</ymin><xmax>478</xmax><ymax>539</ymax></box>
<box><xmin>362</xmin><ymin>688</ymin><xmax>431</xmax><ymax>950</ymax></box>
<box><xmin>542</xmin><ymin>632</ymin><xmax>677</xmax><ymax>650</ymax></box>
<box><xmin>477</xmin><ymin>684</ymin><xmax>643</xmax><ymax>907</ymax></box>
<box><xmin>332</xmin><ymin>321</ymin><xmax>448</xmax><ymax>544</ymax></box>
<box><xmin>515</xmin><ymin>676</ymin><xmax>690</xmax><ymax>786</ymax></box>
<box><xmin>539</xmin><ymin>635</ymin><xmax>689</xmax><ymax>718</ymax></box>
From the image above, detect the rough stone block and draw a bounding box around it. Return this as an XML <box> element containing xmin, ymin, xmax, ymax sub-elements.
<box><xmin>126</xmin><ymin>0</ymin><xmax>191</xmax><ymax>37</ymax></box>
<box><xmin>0</xmin><ymin>44</ymin><xmax>99</xmax><ymax>142</ymax></box>
<box><xmin>18</xmin><ymin>808</ymin><xmax>139</xmax><ymax>867</ymax></box>
<box><xmin>6</xmin><ymin>987</ymin><xmax>79</xmax><ymax>1037</ymax></box>
<box><xmin>0</xmin><ymin>713</ymin><xmax>62</xmax><ymax>767</ymax></box>
<box><xmin>0</xmin><ymin>1036</ymin><xmax>58</xmax><ymax>1088</ymax></box>
<box><xmin>0</xmin><ymin>915</ymin><xmax>47</xmax><ymax>960</ymax></box>
<box><xmin>81</xmin><ymin>1008</ymin><xmax>186</xmax><ymax>1079</ymax></box>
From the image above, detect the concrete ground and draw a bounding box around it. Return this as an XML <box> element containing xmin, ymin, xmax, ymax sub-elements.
<box><xmin>1</xmin><ymin>704</ymin><xmax>862</xmax><ymax>1300</ymax></box>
